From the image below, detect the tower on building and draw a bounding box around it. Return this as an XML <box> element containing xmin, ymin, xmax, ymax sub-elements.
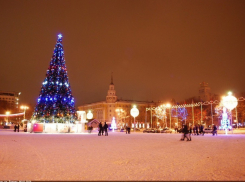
<box><xmin>106</xmin><ymin>72</ymin><xmax>118</xmax><ymax>103</ymax></box>
<box><xmin>199</xmin><ymin>82</ymin><xmax>211</xmax><ymax>101</ymax></box>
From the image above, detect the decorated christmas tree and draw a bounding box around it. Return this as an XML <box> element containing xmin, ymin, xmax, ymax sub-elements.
<box><xmin>33</xmin><ymin>34</ymin><xmax>76</xmax><ymax>122</ymax></box>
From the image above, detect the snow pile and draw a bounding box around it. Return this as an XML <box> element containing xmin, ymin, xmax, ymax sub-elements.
<box><xmin>0</xmin><ymin>130</ymin><xmax>245</xmax><ymax>181</ymax></box>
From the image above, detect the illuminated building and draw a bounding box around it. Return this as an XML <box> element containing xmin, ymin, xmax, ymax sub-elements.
<box><xmin>78</xmin><ymin>75</ymin><xmax>156</xmax><ymax>127</ymax></box>
<box><xmin>0</xmin><ymin>91</ymin><xmax>21</xmax><ymax>111</ymax></box>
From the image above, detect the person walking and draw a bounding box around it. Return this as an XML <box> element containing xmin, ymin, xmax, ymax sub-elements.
<box><xmin>125</xmin><ymin>125</ymin><xmax>128</xmax><ymax>134</ymax></box>
<box><xmin>128</xmin><ymin>126</ymin><xmax>131</xmax><ymax>134</ymax></box>
<box><xmin>196</xmin><ymin>124</ymin><xmax>199</xmax><ymax>135</ymax></box>
<box><xmin>212</xmin><ymin>125</ymin><xmax>217</xmax><ymax>136</ymax></box>
<box><xmin>104</xmin><ymin>122</ymin><xmax>108</xmax><ymax>136</ymax></box>
<box><xmin>193</xmin><ymin>125</ymin><xmax>196</xmax><ymax>135</ymax></box>
<box><xmin>17</xmin><ymin>124</ymin><xmax>20</xmax><ymax>132</ymax></box>
<box><xmin>98</xmin><ymin>122</ymin><xmax>102</xmax><ymax>136</ymax></box>
<box><xmin>199</xmin><ymin>124</ymin><xmax>204</xmax><ymax>136</ymax></box>
<box><xmin>101</xmin><ymin>122</ymin><xmax>105</xmax><ymax>136</ymax></box>
<box><xmin>180</xmin><ymin>125</ymin><xmax>191</xmax><ymax>141</ymax></box>
<box><xmin>189</xmin><ymin>125</ymin><xmax>192</xmax><ymax>135</ymax></box>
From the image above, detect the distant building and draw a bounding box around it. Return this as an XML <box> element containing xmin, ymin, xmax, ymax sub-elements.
<box><xmin>0</xmin><ymin>91</ymin><xmax>21</xmax><ymax>111</ymax></box>
<box><xmin>198</xmin><ymin>82</ymin><xmax>219</xmax><ymax>101</ymax></box>
<box><xmin>78</xmin><ymin>75</ymin><xmax>156</xmax><ymax>128</ymax></box>
<box><xmin>198</xmin><ymin>82</ymin><xmax>211</xmax><ymax>101</ymax></box>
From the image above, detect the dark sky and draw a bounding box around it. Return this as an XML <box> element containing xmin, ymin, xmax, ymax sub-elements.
<box><xmin>1</xmin><ymin>0</ymin><xmax>245</xmax><ymax>108</ymax></box>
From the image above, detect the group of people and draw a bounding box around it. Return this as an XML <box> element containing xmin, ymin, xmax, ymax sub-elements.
<box><xmin>98</xmin><ymin>122</ymin><xmax>108</xmax><ymax>136</ymax></box>
<box><xmin>14</xmin><ymin>124</ymin><xmax>20</xmax><ymax>132</ymax></box>
<box><xmin>189</xmin><ymin>124</ymin><xmax>205</xmax><ymax>135</ymax></box>
<box><xmin>180</xmin><ymin>124</ymin><xmax>218</xmax><ymax>141</ymax></box>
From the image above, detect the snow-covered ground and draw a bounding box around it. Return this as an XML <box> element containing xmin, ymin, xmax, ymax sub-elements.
<box><xmin>1</xmin><ymin>129</ymin><xmax>245</xmax><ymax>181</ymax></box>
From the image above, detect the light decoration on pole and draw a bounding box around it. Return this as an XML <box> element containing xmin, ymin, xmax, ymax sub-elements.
<box><xmin>222</xmin><ymin>92</ymin><xmax>238</xmax><ymax>110</ymax></box>
<box><xmin>86</xmin><ymin>110</ymin><xmax>93</xmax><ymax>120</ymax></box>
<box><xmin>6</xmin><ymin>111</ymin><xmax>10</xmax><ymax>124</ymax></box>
<box><xmin>20</xmin><ymin>105</ymin><xmax>29</xmax><ymax>120</ymax></box>
<box><xmin>221</xmin><ymin>92</ymin><xmax>238</xmax><ymax>135</ymax></box>
<box><xmin>110</xmin><ymin>117</ymin><xmax>117</xmax><ymax>132</ymax></box>
<box><xmin>130</xmin><ymin>105</ymin><xmax>139</xmax><ymax>132</ymax></box>
<box><xmin>116</xmin><ymin>108</ymin><xmax>127</xmax><ymax>129</ymax></box>
<box><xmin>154</xmin><ymin>106</ymin><xmax>166</xmax><ymax>120</ymax></box>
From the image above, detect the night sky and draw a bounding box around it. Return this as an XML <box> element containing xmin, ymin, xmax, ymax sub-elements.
<box><xmin>1</xmin><ymin>0</ymin><xmax>245</xmax><ymax>109</ymax></box>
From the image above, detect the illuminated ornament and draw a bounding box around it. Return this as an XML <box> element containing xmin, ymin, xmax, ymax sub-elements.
<box><xmin>178</xmin><ymin>108</ymin><xmax>188</xmax><ymax>121</ymax></box>
<box><xmin>58</xmin><ymin>34</ymin><xmax>62</xmax><ymax>39</ymax></box>
<box><xmin>86</xmin><ymin>110</ymin><xmax>93</xmax><ymax>119</ymax></box>
<box><xmin>110</xmin><ymin>117</ymin><xmax>117</xmax><ymax>132</ymax></box>
<box><xmin>222</xmin><ymin>92</ymin><xmax>238</xmax><ymax>110</ymax></box>
<box><xmin>130</xmin><ymin>105</ymin><xmax>139</xmax><ymax>131</ymax></box>
<box><xmin>130</xmin><ymin>105</ymin><xmax>139</xmax><ymax>117</ymax></box>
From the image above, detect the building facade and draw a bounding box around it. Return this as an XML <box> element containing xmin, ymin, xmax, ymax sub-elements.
<box><xmin>78</xmin><ymin>77</ymin><xmax>157</xmax><ymax>128</ymax></box>
<box><xmin>0</xmin><ymin>91</ymin><xmax>21</xmax><ymax>112</ymax></box>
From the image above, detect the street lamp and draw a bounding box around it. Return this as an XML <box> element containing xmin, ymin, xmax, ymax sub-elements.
<box><xmin>130</xmin><ymin>105</ymin><xmax>139</xmax><ymax>132</ymax></box>
<box><xmin>6</xmin><ymin>111</ymin><xmax>10</xmax><ymax>123</ymax></box>
<box><xmin>20</xmin><ymin>105</ymin><xmax>29</xmax><ymax>120</ymax></box>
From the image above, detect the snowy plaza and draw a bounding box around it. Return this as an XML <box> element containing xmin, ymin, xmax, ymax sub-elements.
<box><xmin>1</xmin><ymin>129</ymin><xmax>245</xmax><ymax>181</ymax></box>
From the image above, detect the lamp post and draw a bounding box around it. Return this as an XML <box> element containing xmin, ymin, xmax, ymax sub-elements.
<box><xmin>20</xmin><ymin>105</ymin><xmax>29</xmax><ymax>120</ymax></box>
<box><xmin>166</xmin><ymin>104</ymin><xmax>171</xmax><ymax>129</ymax></box>
<box><xmin>86</xmin><ymin>110</ymin><xmax>93</xmax><ymax>133</ymax></box>
<box><xmin>6</xmin><ymin>111</ymin><xmax>10</xmax><ymax>123</ymax></box>
<box><xmin>130</xmin><ymin>105</ymin><xmax>139</xmax><ymax>132</ymax></box>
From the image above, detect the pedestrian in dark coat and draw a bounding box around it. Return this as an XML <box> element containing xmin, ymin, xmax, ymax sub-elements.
<box><xmin>212</xmin><ymin>125</ymin><xmax>217</xmax><ymax>136</ymax></box>
<box><xmin>17</xmin><ymin>124</ymin><xmax>20</xmax><ymax>132</ymax></box>
<box><xmin>14</xmin><ymin>125</ymin><xmax>16</xmax><ymax>132</ymax></box>
<box><xmin>125</xmin><ymin>126</ymin><xmax>128</xmax><ymax>134</ymax></box>
<box><xmin>128</xmin><ymin>126</ymin><xmax>131</xmax><ymax>134</ymax></box>
<box><xmin>200</xmin><ymin>125</ymin><xmax>204</xmax><ymax>135</ymax></box>
<box><xmin>193</xmin><ymin>125</ymin><xmax>196</xmax><ymax>135</ymax></box>
<box><xmin>104</xmin><ymin>122</ymin><xmax>108</xmax><ymax>136</ymax></box>
<box><xmin>189</xmin><ymin>125</ymin><xmax>192</xmax><ymax>135</ymax></box>
<box><xmin>101</xmin><ymin>122</ymin><xmax>104</xmax><ymax>135</ymax></box>
<box><xmin>196</xmin><ymin>124</ymin><xmax>199</xmax><ymax>135</ymax></box>
<box><xmin>98</xmin><ymin>122</ymin><xmax>103</xmax><ymax>136</ymax></box>
<box><xmin>180</xmin><ymin>125</ymin><xmax>191</xmax><ymax>141</ymax></box>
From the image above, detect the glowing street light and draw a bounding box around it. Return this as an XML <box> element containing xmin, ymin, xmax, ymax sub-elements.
<box><xmin>130</xmin><ymin>105</ymin><xmax>139</xmax><ymax>132</ymax></box>
<box><xmin>6</xmin><ymin>111</ymin><xmax>10</xmax><ymax>123</ymax></box>
<box><xmin>20</xmin><ymin>105</ymin><xmax>29</xmax><ymax>120</ymax></box>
